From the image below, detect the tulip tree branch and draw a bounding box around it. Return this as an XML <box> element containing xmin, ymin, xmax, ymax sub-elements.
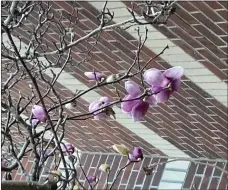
<box><xmin>1</xmin><ymin>181</ymin><xmax>57</xmax><ymax>190</ymax></box>
<box><xmin>3</xmin><ymin>1</ymin><xmax>175</xmax><ymax>61</ymax></box>
<box><xmin>48</xmin><ymin>44</ymin><xmax>169</xmax><ymax>114</ymax></box>
<box><xmin>1</xmin><ymin>138</ymin><xmax>30</xmax><ymax>172</ymax></box>
<box><xmin>3</xmin><ymin>1</ymin><xmax>19</xmax><ymax>26</ymax></box>
<box><xmin>105</xmin><ymin>170</ymin><xmax>110</xmax><ymax>190</ymax></box>
<box><xmin>2</xmin><ymin>24</ymin><xmax>70</xmax><ymax>186</ymax></box>
<box><xmin>146</xmin><ymin>158</ymin><xmax>228</xmax><ymax>175</ymax></box>
<box><xmin>69</xmin><ymin>158</ymin><xmax>86</xmax><ymax>190</ymax></box>
<box><xmin>76</xmin><ymin>150</ymin><xmax>93</xmax><ymax>190</ymax></box>
<box><xmin>65</xmin><ymin>85</ymin><xmax>169</xmax><ymax>121</ymax></box>
<box><xmin>109</xmin><ymin>161</ymin><xmax>133</xmax><ymax>190</ymax></box>
<box><xmin>3</xmin><ymin>28</ymin><xmax>40</xmax><ymax>180</ymax></box>
<box><xmin>1</xmin><ymin>1</ymin><xmax>177</xmax><ymax>189</ymax></box>
<box><xmin>93</xmin><ymin>177</ymin><xmax>100</xmax><ymax>189</ymax></box>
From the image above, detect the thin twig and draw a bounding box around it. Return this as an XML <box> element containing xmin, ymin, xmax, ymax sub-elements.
<box><xmin>109</xmin><ymin>161</ymin><xmax>132</xmax><ymax>190</ymax></box>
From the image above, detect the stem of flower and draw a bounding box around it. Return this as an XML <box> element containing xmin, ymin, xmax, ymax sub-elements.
<box><xmin>105</xmin><ymin>170</ymin><xmax>110</xmax><ymax>190</ymax></box>
<box><xmin>76</xmin><ymin>150</ymin><xmax>93</xmax><ymax>190</ymax></box>
<box><xmin>109</xmin><ymin>161</ymin><xmax>133</xmax><ymax>190</ymax></box>
<box><xmin>147</xmin><ymin>158</ymin><xmax>228</xmax><ymax>175</ymax></box>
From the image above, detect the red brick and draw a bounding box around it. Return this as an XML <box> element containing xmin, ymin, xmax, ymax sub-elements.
<box><xmin>216</xmin><ymin>10</ymin><xmax>228</xmax><ymax>20</ymax></box>
<box><xmin>178</xmin><ymin>2</ymin><xmax>199</xmax><ymax>12</ymax></box>
<box><xmin>192</xmin><ymin>12</ymin><xmax>226</xmax><ymax>35</ymax></box>
<box><xmin>194</xmin><ymin>25</ymin><xmax>226</xmax><ymax>46</ymax></box>
<box><xmin>183</xmin><ymin>163</ymin><xmax>197</xmax><ymax>188</ymax></box>
<box><xmin>170</xmin><ymin>27</ymin><xmax>202</xmax><ymax>48</ymax></box>
<box><xmin>174</xmin><ymin>6</ymin><xmax>200</xmax><ymax>24</ymax></box>
<box><xmin>205</xmin><ymin>1</ymin><xmax>226</xmax><ymax>10</ymax></box>
<box><xmin>218</xmin><ymin>171</ymin><xmax>228</xmax><ymax>189</ymax></box>
<box><xmin>191</xmin><ymin>2</ymin><xmax>226</xmax><ymax>23</ymax></box>
<box><xmin>151</xmin><ymin>158</ymin><xmax>167</xmax><ymax>186</ymax></box>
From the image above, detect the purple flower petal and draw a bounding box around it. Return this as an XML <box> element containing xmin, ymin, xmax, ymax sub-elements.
<box><xmin>163</xmin><ymin>66</ymin><xmax>184</xmax><ymax>80</ymax></box>
<box><xmin>128</xmin><ymin>152</ymin><xmax>137</xmax><ymax>162</ymax></box>
<box><xmin>87</xmin><ymin>175</ymin><xmax>96</xmax><ymax>183</ymax></box>
<box><xmin>89</xmin><ymin>97</ymin><xmax>110</xmax><ymax>113</ymax></box>
<box><xmin>84</xmin><ymin>72</ymin><xmax>103</xmax><ymax>81</ymax></box>
<box><xmin>146</xmin><ymin>95</ymin><xmax>157</xmax><ymax>107</ymax></box>
<box><xmin>128</xmin><ymin>147</ymin><xmax>143</xmax><ymax>162</ymax></box>
<box><xmin>143</xmin><ymin>68</ymin><xmax>169</xmax><ymax>87</ymax></box>
<box><xmin>125</xmin><ymin>81</ymin><xmax>141</xmax><ymax>96</ymax></box>
<box><xmin>171</xmin><ymin>78</ymin><xmax>181</xmax><ymax>91</ymax></box>
<box><xmin>132</xmin><ymin>147</ymin><xmax>143</xmax><ymax>160</ymax></box>
<box><xmin>99</xmin><ymin>96</ymin><xmax>110</xmax><ymax>105</ymax></box>
<box><xmin>121</xmin><ymin>94</ymin><xmax>140</xmax><ymax>113</ymax></box>
<box><xmin>131</xmin><ymin>101</ymin><xmax>149</xmax><ymax>122</ymax></box>
<box><xmin>89</xmin><ymin>97</ymin><xmax>111</xmax><ymax>120</ymax></box>
<box><xmin>151</xmin><ymin>86</ymin><xmax>163</xmax><ymax>94</ymax></box>
<box><xmin>65</xmin><ymin>144</ymin><xmax>74</xmax><ymax>153</ymax></box>
<box><xmin>155</xmin><ymin>89</ymin><xmax>171</xmax><ymax>103</ymax></box>
<box><xmin>94</xmin><ymin>113</ymin><xmax>107</xmax><ymax>120</ymax></box>
<box><xmin>32</xmin><ymin>105</ymin><xmax>46</xmax><ymax>122</ymax></box>
<box><xmin>89</xmin><ymin>101</ymin><xmax>100</xmax><ymax>113</ymax></box>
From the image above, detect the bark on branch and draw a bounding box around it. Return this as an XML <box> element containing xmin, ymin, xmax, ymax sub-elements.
<box><xmin>2</xmin><ymin>181</ymin><xmax>57</xmax><ymax>190</ymax></box>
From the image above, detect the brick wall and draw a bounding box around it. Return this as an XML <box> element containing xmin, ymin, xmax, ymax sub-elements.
<box><xmin>123</xmin><ymin>1</ymin><xmax>228</xmax><ymax>82</ymax></box>
<box><xmin>1</xmin><ymin>1</ymin><xmax>228</xmax><ymax>183</ymax></box>
<box><xmin>75</xmin><ymin>153</ymin><xmax>167</xmax><ymax>189</ymax></box>
<box><xmin>74</xmin><ymin>152</ymin><xmax>228</xmax><ymax>189</ymax></box>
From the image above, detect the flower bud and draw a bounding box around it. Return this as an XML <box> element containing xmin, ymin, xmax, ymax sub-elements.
<box><xmin>32</xmin><ymin>105</ymin><xmax>47</xmax><ymax>122</ymax></box>
<box><xmin>73</xmin><ymin>185</ymin><xmax>80</xmax><ymax>190</ymax></box>
<box><xmin>87</xmin><ymin>175</ymin><xmax>96</xmax><ymax>183</ymax></box>
<box><xmin>99</xmin><ymin>164</ymin><xmax>111</xmax><ymax>173</ymax></box>
<box><xmin>128</xmin><ymin>147</ymin><xmax>143</xmax><ymax>162</ymax></box>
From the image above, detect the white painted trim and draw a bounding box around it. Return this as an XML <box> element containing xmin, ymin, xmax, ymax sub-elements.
<box><xmin>89</xmin><ymin>0</ymin><xmax>228</xmax><ymax>107</ymax></box>
<box><xmin>158</xmin><ymin>159</ymin><xmax>190</xmax><ymax>189</ymax></box>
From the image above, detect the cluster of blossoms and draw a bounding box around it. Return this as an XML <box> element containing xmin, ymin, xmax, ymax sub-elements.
<box><xmin>27</xmin><ymin>66</ymin><xmax>184</xmax><ymax>188</ymax></box>
<box><xmin>86</xmin><ymin>66</ymin><xmax>184</xmax><ymax>121</ymax></box>
<box><xmin>30</xmin><ymin>66</ymin><xmax>184</xmax><ymax>124</ymax></box>
<box><xmin>84</xmin><ymin>72</ymin><xmax>105</xmax><ymax>82</ymax></box>
<box><xmin>88</xmin><ymin>96</ymin><xmax>111</xmax><ymax>120</ymax></box>
<box><xmin>31</xmin><ymin>105</ymin><xmax>47</xmax><ymax>126</ymax></box>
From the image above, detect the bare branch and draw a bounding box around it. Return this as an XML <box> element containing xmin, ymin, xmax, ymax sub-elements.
<box><xmin>2</xmin><ymin>181</ymin><xmax>57</xmax><ymax>190</ymax></box>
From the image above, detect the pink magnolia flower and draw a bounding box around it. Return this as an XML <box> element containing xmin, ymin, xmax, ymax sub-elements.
<box><xmin>89</xmin><ymin>97</ymin><xmax>110</xmax><ymax>120</ymax></box>
<box><xmin>87</xmin><ymin>175</ymin><xmax>96</xmax><ymax>183</ymax></box>
<box><xmin>84</xmin><ymin>72</ymin><xmax>104</xmax><ymax>81</ymax></box>
<box><xmin>32</xmin><ymin>105</ymin><xmax>47</xmax><ymax>122</ymax></box>
<box><xmin>128</xmin><ymin>147</ymin><xmax>143</xmax><ymax>162</ymax></box>
<box><xmin>62</xmin><ymin>144</ymin><xmax>74</xmax><ymax>154</ymax></box>
<box><xmin>65</xmin><ymin>144</ymin><xmax>74</xmax><ymax>153</ymax></box>
<box><xmin>121</xmin><ymin>81</ymin><xmax>156</xmax><ymax>122</ymax></box>
<box><xmin>144</xmin><ymin>66</ymin><xmax>184</xmax><ymax>103</ymax></box>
